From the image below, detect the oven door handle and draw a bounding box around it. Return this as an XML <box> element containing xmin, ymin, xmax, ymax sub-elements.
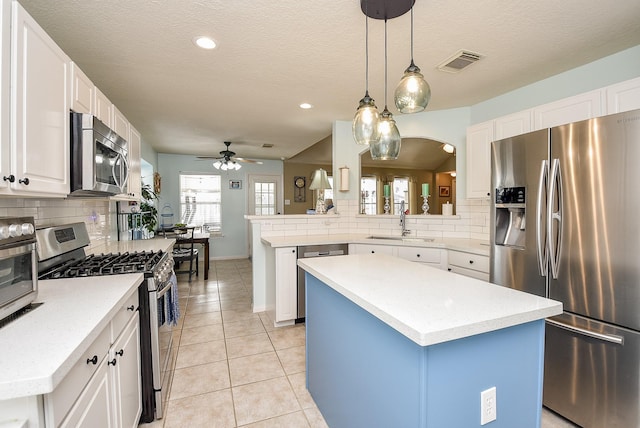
<box><xmin>157</xmin><ymin>280</ymin><xmax>173</xmax><ymax>298</ymax></box>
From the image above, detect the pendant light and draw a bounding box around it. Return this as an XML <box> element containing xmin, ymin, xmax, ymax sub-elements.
<box><xmin>394</xmin><ymin>6</ymin><xmax>431</xmax><ymax>113</ymax></box>
<box><xmin>370</xmin><ymin>19</ymin><xmax>401</xmax><ymax>160</ymax></box>
<box><xmin>353</xmin><ymin>2</ymin><xmax>380</xmax><ymax>146</ymax></box>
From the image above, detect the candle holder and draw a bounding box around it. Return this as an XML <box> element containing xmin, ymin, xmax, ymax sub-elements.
<box><xmin>421</xmin><ymin>194</ymin><xmax>430</xmax><ymax>215</ymax></box>
<box><xmin>384</xmin><ymin>196</ymin><xmax>391</xmax><ymax>214</ymax></box>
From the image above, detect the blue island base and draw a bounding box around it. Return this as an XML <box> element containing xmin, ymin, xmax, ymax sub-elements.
<box><xmin>305</xmin><ymin>273</ymin><xmax>545</xmax><ymax>428</ymax></box>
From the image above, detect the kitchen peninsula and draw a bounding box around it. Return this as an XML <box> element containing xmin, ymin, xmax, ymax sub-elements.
<box><xmin>299</xmin><ymin>254</ymin><xmax>561</xmax><ymax>428</ymax></box>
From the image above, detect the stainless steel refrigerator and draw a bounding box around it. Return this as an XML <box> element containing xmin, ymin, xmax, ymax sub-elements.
<box><xmin>490</xmin><ymin>108</ymin><xmax>640</xmax><ymax>428</ymax></box>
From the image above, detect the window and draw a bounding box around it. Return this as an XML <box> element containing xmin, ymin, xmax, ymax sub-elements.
<box><xmin>361</xmin><ymin>176</ymin><xmax>377</xmax><ymax>215</ymax></box>
<box><xmin>254</xmin><ymin>181</ymin><xmax>276</xmax><ymax>215</ymax></box>
<box><xmin>179</xmin><ymin>173</ymin><xmax>221</xmax><ymax>230</ymax></box>
<box><xmin>393</xmin><ymin>177</ymin><xmax>409</xmax><ymax>214</ymax></box>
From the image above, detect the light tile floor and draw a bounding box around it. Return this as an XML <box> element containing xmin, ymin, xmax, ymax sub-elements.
<box><xmin>140</xmin><ymin>258</ymin><xmax>578</xmax><ymax>428</ymax></box>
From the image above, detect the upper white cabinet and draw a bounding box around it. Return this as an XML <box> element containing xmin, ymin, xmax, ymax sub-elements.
<box><xmin>95</xmin><ymin>87</ymin><xmax>113</xmax><ymax>128</ymax></box>
<box><xmin>533</xmin><ymin>89</ymin><xmax>604</xmax><ymax>129</ymax></box>
<box><xmin>606</xmin><ymin>76</ymin><xmax>640</xmax><ymax>114</ymax></box>
<box><xmin>0</xmin><ymin>0</ymin><xmax>10</xmax><ymax>192</ymax></box>
<box><xmin>70</xmin><ymin>62</ymin><xmax>94</xmax><ymax>114</ymax></box>
<box><xmin>466</xmin><ymin>122</ymin><xmax>493</xmax><ymax>199</ymax></box>
<box><xmin>494</xmin><ymin>110</ymin><xmax>532</xmax><ymax>140</ymax></box>
<box><xmin>127</xmin><ymin>125</ymin><xmax>142</xmax><ymax>199</ymax></box>
<box><xmin>9</xmin><ymin>2</ymin><xmax>70</xmax><ymax>196</ymax></box>
<box><xmin>112</xmin><ymin>105</ymin><xmax>130</xmax><ymax>140</ymax></box>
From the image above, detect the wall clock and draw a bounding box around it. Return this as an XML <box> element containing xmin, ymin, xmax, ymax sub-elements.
<box><xmin>294</xmin><ymin>176</ymin><xmax>306</xmax><ymax>202</ymax></box>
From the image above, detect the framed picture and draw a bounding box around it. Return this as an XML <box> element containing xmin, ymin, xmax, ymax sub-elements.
<box><xmin>229</xmin><ymin>180</ymin><xmax>242</xmax><ymax>190</ymax></box>
<box><xmin>439</xmin><ymin>186</ymin><xmax>451</xmax><ymax>197</ymax></box>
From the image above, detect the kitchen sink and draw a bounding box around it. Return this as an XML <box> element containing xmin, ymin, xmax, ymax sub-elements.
<box><xmin>367</xmin><ymin>236</ymin><xmax>435</xmax><ymax>243</ymax></box>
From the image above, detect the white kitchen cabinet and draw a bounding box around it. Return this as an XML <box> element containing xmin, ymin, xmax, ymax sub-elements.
<box><xmin>126</xmin><ymin>125</ymin><xmax>142</xmax><ymax>200</ymax></box>
<box><xmin>112</xmin><ymin>105</ymin><xmax>130</xmax><ymax>140</ymax></box>
<box><xmin>60</xmin><ymin>357</ymin><xmax>114</xmax><ymax>428</ymax></box>
<box><xmin>0</xmin><ymin>0</ymin><xmax>10</xmax><ymax>192</ymax></box>
<box><xmin>275</xmin><ymin>247</ymin><xmax>297</xmax><ymax>322</ymax></box>
<box><xmin>9</xmin><ymin>2</ymin><xmax>70</xmax><ymax>196</ymax></box>
<box><xmin>533</xmin><ymin>89</ymin><xmax>604</xmax><ymax>129</ymax></box>
<box><xmin>447</xmin><ymin>250</ymin><xmax>489</xmax><ymax>281</ymax></box>
<box><xmin>494</xmin><ymin>110</ymin><xmax>532</xmax><ymax>140</ymax></box>
<box><xmin>110</xmin><ymin>315</ymin><xmax>142</xmax><ymax>428</ymax></box>
<box><xmin>606</xmin><ymin>76</ymin><xmax>640</xmax><ymax>114</ymax></box>
<box><xmin>396</xmin><ymin>246</ymin><xmax>447</xmax><ymax>270</ymax></box>
<box><xmin>44</xmin><ymin>290</ymin><xmax>140</xmax><ymax>428</ymax></box>
<box><xmin>466</xmin><ymin>121</ymin><xmax>493</xmax><ymax>199</ymax></box>
<box><xmin>348</xmin><ymin>243</ymin><xmax>396</xmax><ymax>256</ymax></box>
<box><xmin>70</xmin><ymin>62</ymin><xmax>94</xmax><ymax>114</ymax></box>
<box><xmin>94</xmin><ymin>87</ymin><xmax>113</xmax><ymax>128</ymax></box>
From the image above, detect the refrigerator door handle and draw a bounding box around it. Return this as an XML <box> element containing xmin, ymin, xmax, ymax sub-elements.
<box><xmin>536</xmin><ymin>160</ymin><xmax>548</xmax><ymax>276</ymax></box>
<box><xmin>546</xmin><ymin>318</ymin><xmax>624</xmax><ymax>345</ymax></box>
<box><xmin>548</xmin><ymin>158</ymin><xmax>563</xmax><ymax>279</ymax></box>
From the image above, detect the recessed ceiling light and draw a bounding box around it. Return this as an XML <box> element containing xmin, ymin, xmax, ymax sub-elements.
<box><xmin>299</xmin><ymin>103</ymin><xmax>313</xmax><ymax>109</ymax></box>
<box><xmin>193</xmin><ymin>36</ymin><xmax>217</xmax><ymax>50</ymax></box>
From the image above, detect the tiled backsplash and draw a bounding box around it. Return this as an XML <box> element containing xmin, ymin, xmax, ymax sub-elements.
<box><xmin>258</xmin><ymin>198</ymin><xmax>490</xmax><ymax>241</ymax></box>
<box><xmin>0</xmin><ymin>198</ymin><xmax>117</xmax><ymax>251</ymax></box>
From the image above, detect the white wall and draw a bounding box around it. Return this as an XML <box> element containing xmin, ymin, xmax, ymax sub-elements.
<box><xmin>157</xmin><ymin>154</ymin><xmax>283</xmax><ymax>259</ymax></box>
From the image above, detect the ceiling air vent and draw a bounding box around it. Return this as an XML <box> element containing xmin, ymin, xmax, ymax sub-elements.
<box><xmin>437</xmin><ymin>50</ymin><xmax>483</xmax><ymax>73</ymax></box>
<box><xmin>262</xmin><ymin>144</ymin><xmax>274</xmax><ymax>148</ymax></box>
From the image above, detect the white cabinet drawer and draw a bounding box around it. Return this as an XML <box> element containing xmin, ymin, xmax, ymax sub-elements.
<box><xmin>448</xmin><ymin>265</ymin><xmax>490</xmax><ymax>281</ymax></box>
<box><xmin>448</xmin><ymin>251</ymin><xmax>489</xmax><ymax>273</ymax></box>
<box><xmin>350</xmin><ymin>244</ymin><xmax>395</xmax><ymax>256</ymax></box>
<box><xmin>45</xmin><ymin>323</ymin><xmax>111</xmax><ymax>427</ymax></box>
<box><xmin>396</xmin><ymin>247</ymin><xmax>442</xmax><ymax>264</ymax></box>
<box><xmin>111</xmin><ymin>290</ymin><xmax>139</xmax><ymax>342</ymax></box>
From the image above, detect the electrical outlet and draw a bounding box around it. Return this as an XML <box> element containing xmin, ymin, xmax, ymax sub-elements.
<box><xmin>481</xmin><ymin>387</ymin><xmax>497</xmax><ymax>425</ymax></box>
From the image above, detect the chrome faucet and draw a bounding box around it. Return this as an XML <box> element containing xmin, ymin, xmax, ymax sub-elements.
<box><xmin>400</xmin><ymin>200</ymin><xmax>411</xmax><ymax>236</ymax></box>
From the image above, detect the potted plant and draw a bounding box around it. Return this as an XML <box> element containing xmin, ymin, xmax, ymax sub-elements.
<box><xmin>140</xmin><ymin>183</ymin><xmax>158</xmax><ymax>237</ymax></box>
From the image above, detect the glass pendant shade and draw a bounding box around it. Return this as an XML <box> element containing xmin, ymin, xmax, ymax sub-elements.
<box><xmin>394</xmin><ymin>60</ymin><xmax>431</xmax><ymax>113</ymax></box>
<box><xmin>370</xmin><ymin>108</ymin><xmax>401</xmax><ymax>160</ymax></box>
<box><xmin>353</xmin><ymin>91</ymin><xmax>381</xmax><ymax>145</ymax></box>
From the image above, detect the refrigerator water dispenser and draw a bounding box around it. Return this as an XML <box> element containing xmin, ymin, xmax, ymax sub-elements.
<box><xmin>495</xmin><ymin>187</ymin><xmax>526</xmax><ymax>248</ymax></box>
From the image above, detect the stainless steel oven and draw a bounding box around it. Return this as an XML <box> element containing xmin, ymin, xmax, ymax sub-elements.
<box><xmin>70</xmin><ymin>112</ymin><xmax>129</xmax><ymax>196</ymax></box>
<box><xmin>0</xmin><ymin>217</ymin><xmax>37</xmax><ymax>323</ymax></box>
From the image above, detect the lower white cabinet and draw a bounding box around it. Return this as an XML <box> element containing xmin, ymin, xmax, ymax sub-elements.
<box><xmin>349</xmin><ymin>244</ymin><xmax>447</xmax><ymax>270</ymax></box>
<box><xmin>348</xmin><ymin>243</ymin><xmax>395</xmax><ymax>256</ymax></box>
<box><xmin>275</xmin><ymin>247</ymin><xmax>297</xmax><ymax>322</ymax></box>
<box><xmin>45</xmin><ymin>290</ymin><xmax>141</xmax><ymax>428</ymax></box>
<box><xmin>447</xmin><ymin>250</ymin><xmax>490</xmax><ymax>281</ymax></box>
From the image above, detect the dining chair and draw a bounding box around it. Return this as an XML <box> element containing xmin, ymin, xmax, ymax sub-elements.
<box><xmin>172</xmin><ymin>227</ymin><xmax>199</xmax><ymax>282</ymax></box>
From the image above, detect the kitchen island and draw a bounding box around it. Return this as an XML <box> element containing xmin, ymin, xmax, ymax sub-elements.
<box><xmin>298</xmin><ymin>254</ymin><xmax>562</xmax><ymax>428</ymax></box>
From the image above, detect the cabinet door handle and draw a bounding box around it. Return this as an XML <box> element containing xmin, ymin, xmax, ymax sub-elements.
<box><xmin>18</xmin><ymin>177</ymin><xmax>29</xmax><ymax>185</ymax></box>
<box><xmin>3</xmin><ymin>175</ymin><xmax>14</xmax><ymax>183</ymax></box>
<box><xmin>108</xmin><ymin>358</ymin><xmax>117</xmax><ymax>366</ymax></box>
<box><xmin>469</xmin><ymin>260</ymin><xmax>474</xmax><ymax>264</ymax></box>
<box><xmin>371</xmin><ymin>250</ymin><xmax>375</xmax><ymax>253</ymax></box>
<box><xmin>86</xmin><ymin>355</ymin><xmax>98</xmax><ymax>365</ymax></box>
<box><xmin>416</xmin><ymin>254</ymin><xmax>420</xmax><ymax>258</ymax></box>
<box><xmin>116</xmin><ymin>349</ymin><xmax>124</xmax><ymax>357</ymax></box>
<box><xmin>127</xmin><ymin>305</ymin><xmax>135</xmax><ymax>311</ymax></box>
<box><xmin>448</xmin><ymin>268</ymin><xmax>452</xmax><ymax>271</ymax></box>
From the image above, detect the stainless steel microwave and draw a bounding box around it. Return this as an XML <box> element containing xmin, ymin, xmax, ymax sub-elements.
<box><xmin>69</xmin><ymin>112</ymin><xmax>129</xmax><ymax>196</ymax></box>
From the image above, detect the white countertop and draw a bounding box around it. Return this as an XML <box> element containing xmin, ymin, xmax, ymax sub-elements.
<box><xmin>89</xmin><ymin>238</ymin><xmax>175</xmax><ymax>255</ymax></box>
<box><xmin>0</xmin><ymin>274</ymin><xmax>144</xmax><ymax>400</ymax></box>
<box><xmin>298</xmin><ymin>254</ymin><xmax>561</xmax><ymax>347</ymax></box>
<box><xmin>261</xmin><ymin>234</ymin><xmax>490</xmax><ymax>256</ymax></box>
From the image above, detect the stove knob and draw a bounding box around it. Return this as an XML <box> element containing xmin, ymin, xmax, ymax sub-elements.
<box><xmin>9</xmin><ymin>224</ymin><xmax>22</xmax><ymax>237</ymax></box>
<box><xmin>21</xmin><ymin>223</ymin><xmax>34</xmax><ymax>236</ymax></box>
<box><xmin>0</xmin><ymin>226</ymin><xmax>9</xmax><ymax>239</ymax></box>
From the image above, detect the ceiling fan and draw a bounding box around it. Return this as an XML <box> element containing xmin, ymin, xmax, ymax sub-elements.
<box><xmin>196</xmin><ymin>141</ymin><xmax>263</xmax><ymax>170</ymax></box>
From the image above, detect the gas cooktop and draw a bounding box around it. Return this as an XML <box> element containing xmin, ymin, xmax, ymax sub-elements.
<box><xmin>39</xmin><ymin>251</ymin><xmax>165</xmax><ymax>280</ymax></box>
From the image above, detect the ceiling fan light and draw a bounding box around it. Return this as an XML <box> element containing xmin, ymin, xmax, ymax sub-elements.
<box><xmin>353</xmin><ymin>91</ymin><xmax>381</xmax><ymax>145</ymax></box>
<box><xmin>370</xmin><ymin>108</ymin><xmax>401</xmax><ymax>160</ymax></box>
<box><xmin>394</xmin><ymin>61</ymin><xmax>431</xmax><ymax>113</ymax></box>
<box><xmin>213</xmin><ymin>161</ymin><xmax>222</xmax><ymax>169</ymax></box>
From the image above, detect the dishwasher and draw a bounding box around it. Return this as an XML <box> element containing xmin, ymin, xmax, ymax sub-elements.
<box><xmin>296</xmin><ymin>243</ymin><xmax>348</xmax><ymax>321</ymax></box>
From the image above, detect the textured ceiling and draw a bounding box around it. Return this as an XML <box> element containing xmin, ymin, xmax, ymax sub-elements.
<box><xmin>17</xmin><ymin>0</ymin><xmax>640</xmax><ymax>161</ymax></box>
